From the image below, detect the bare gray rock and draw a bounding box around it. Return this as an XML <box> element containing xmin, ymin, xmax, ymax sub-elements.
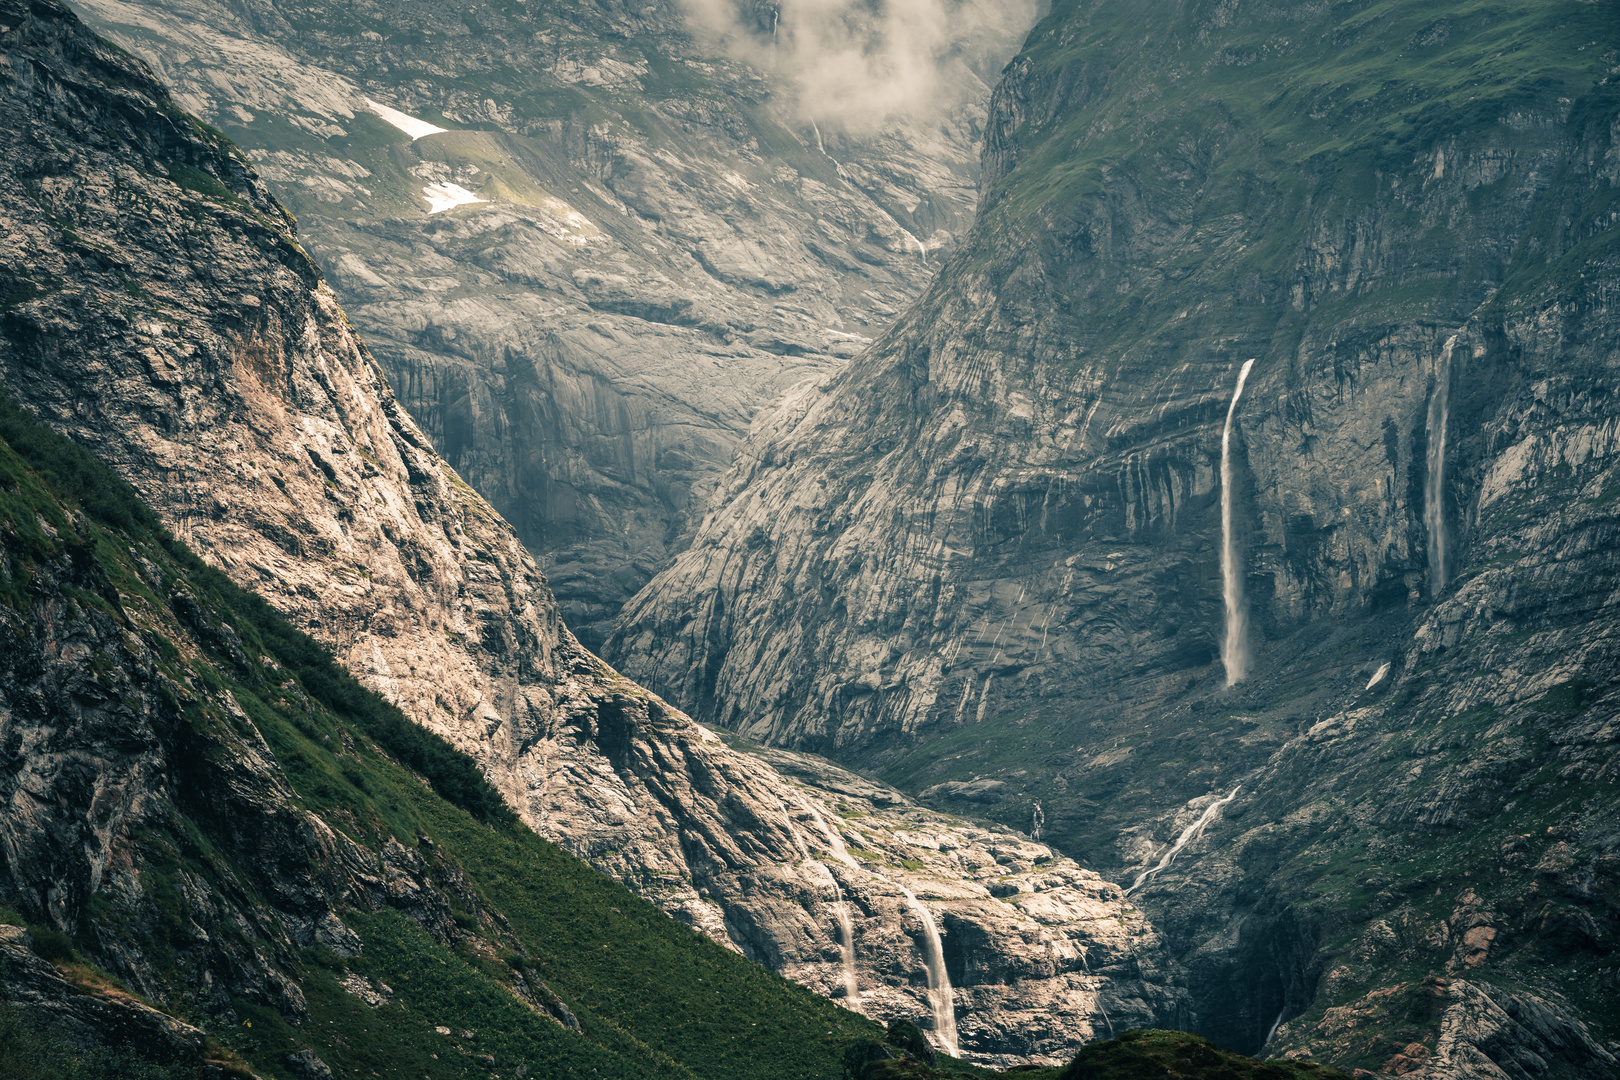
<box><xmin>0</xmin><ymin>0</ymin><xmax>1169</xmax><ymax>1060</ymax></box>
<box><xmin>71</xmin><ymin>0</ymin><xmax>997</xmax><ymax>649</ymax></box>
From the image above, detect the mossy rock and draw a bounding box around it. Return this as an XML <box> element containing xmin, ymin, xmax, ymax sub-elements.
<box><xmin>1059</xmin><ymin>1030</ymin><xmax>1352</xmax><ymax>1080</ymax></box>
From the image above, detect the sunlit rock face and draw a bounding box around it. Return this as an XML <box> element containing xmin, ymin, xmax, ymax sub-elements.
<box><xmin>71</xmin><ymin>0</ymin><xmax>1040</xmax><ymax>650</ymax></box>
<box><xmin>0</xmin><ymin>0</ymin><xmax>1169</xmax><ymax>1062</ymax></box>
<box><xmin>609</xmin><ymin>0</ymin><xmax>1620</xmax><ymax>1069</ymax></box>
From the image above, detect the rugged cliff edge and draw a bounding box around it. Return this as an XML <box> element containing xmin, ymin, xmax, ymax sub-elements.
<box><xmin>609</xmin><ymin>0</ymin><xmax>1620</xmax><ymax>1071</ymax></box>
<box><xmin>0</xmin><ymin>0</ymin><xmax>1177</xmax><ymax>1061</ymax></box>
<box><xmin>66</xmin><ymin>0</ymin><xmax>1017</xmax><ymax>649</ymax></box>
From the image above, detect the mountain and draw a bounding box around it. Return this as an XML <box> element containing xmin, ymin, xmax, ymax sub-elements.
<box><xmin>0</xmin><ymin>384</ymin><xmax>886</xmax><ymax>1080</ymax></box>
<box><xmin>608</xmin><ymin>0</ymin><xmax>1620</xmax><ymax>1072</ymax></box>
<box><xmin>0</xmin><ymin>0</ymin><xmax>1186</xmax><ymax>1064</ymax></box>
<box><xmin>64</xmin><ymin>0</ymin><xmax>1027</xmax><ymax>649</ymax></box>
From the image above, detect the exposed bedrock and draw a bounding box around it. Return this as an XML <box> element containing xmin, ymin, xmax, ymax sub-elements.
<box><xmin>70</xmin><ymin>0</ymin><xmax>1010</xmax><ymax>649</ymax></box>
<box><xmin>0</xmin><ymin>0</ymin><xmax>1170</xmax><ymax>1061</ymax></box>
<box><xmin>608</xmin><ymin>0</ymin><xmax>1620</xmax><ymax>1069</ymax></box>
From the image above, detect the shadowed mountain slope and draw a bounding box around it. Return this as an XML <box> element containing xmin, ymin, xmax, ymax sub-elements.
<box><xmin>0</xmin><ymin>0</ymin><xmax>1184</xmax><ymax>1063</ymax></box>
<box><xmin>609</xmin><ymin>0</ymin><xmax>1620</xmax><ymax>1071</ymax></box>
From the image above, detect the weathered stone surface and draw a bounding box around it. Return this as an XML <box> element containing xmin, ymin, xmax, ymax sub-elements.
<box><xmin>535</xmin><ymin>718</ymin><xmax>1188</xmax><ymax>1063</ymax></box>
<box><xmin>607</xmin><ymin>0</ymin><xmax>1620</xmax><ymax>1068</ymax></box>
<box><xmin>0</xmin><ymin>0</ymin><xmax>1171</xmax><ymax>1060</ymax></box>
<box><xmin>0</xmin><ymin>927</ymin><xmax>214</xmax><ymax>1063</ymax></box>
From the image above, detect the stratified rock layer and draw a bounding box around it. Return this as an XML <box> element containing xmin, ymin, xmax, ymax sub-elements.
<box><xmin>0</xmin><ymin>0</ymin><xmax>1172</xmax><ymax>1061</ymax></box>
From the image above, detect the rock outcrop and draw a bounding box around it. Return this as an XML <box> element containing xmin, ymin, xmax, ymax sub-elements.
<box><xmin>607</xmin><ymin>0</ymin><xmax>1620</xmax><ymax>1068</ymax></box>
<box><xmin>0</xmin><ymin>368</ymin><xmax>879</xmax><ymax>1080</ymax></box>
<box><xmin>0</xmin><ymin>0</ymin><xmax>1172</xmax><ymax>1060</ymax></box>
<box><xmin>69</xmin><ymin>0</ymin><xmax>1021</xmax><ymax>649</ymax></box>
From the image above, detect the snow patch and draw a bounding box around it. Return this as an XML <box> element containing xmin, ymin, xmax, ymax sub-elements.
<box><xmin>421</xmin><ymin>182</ymin><xmax>485</xmax><ymax>214</ymax></box>
<box><xmin>364</xmin><ymin>97</ymin><xmax>447</xmax><ymax>140</ymax></box>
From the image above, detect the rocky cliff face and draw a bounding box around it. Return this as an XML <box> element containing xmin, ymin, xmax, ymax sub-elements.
<box><xmin>68</xmin><ymin>0</ymin><xmax>1018</xmax><ymax>649</ymax></box>
<box><xmin>609</xmin><ymin>0</ymin><xmax>1620</xmax><ymax>1070</ymax></box>
<box><xmin>0</xmin><ymin>384</ymin><xmax>889</xmax><ymax>1080</ymax></box>
<box><xmin>0</xmin><ymin>0</ymin><xmax>1174</xmax><ymax>1061</ymax></box>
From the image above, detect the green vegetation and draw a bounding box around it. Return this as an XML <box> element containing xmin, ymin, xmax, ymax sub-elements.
<box><xmin>0</xmin><ymin>1008</ymin><xmax>202</xmax><ymax>1080</ymax></box>
<box><xmin>1057</xmin><ymin>1030</ymin><xmax>1349</xmax><ymax>1080</ymax></box>
<box><xmin>0</xmin><ymin>394</ymin><xmax>883</xmax><ymax>1078</ymax></box>
<box><xmin>955</xmin><ymin>0</ymin><xmax>1620</xmax><ymax>363</ymax></box>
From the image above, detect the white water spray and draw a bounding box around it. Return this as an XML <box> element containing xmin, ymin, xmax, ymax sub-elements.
<box><xmin>1426</xmin><ymin>334</ymin><xmax>1458</xmax><ymax>596</ymax></box>
<box><xmin>791</xmin><ymin>798</ymin><xmax>862</xmax><ymax>1004</ymax></box>
<box><xmin>1263</xmin><ymin>1009</ymin><xmax>1285</xmax><ymax>1048</ymax></box>
<box><xmin>1221</xmin><ymin>360</ymin><xmax>1256</xmax><ymax>685</ymax></box>
<box><xmin>1124</xmin><ymin>786</ymin><xmax>1241</xmax><ymax>897</ymax></box>
<box><xmin>832</xmin><ymin>900</ymin><xmax>859</xmax><ymax>1003</ymax></box>
<box><xmin>898</xmin><ymin>227</ymin><xmax>928</xmax><ymax>263</ymax></box>
<box><xmin>896</xmin><ymin>884</ymin><xmax>958</xmax><ymax>1056</ymax></box>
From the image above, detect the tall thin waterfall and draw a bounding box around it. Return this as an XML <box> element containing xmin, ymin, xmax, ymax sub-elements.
<box><xmin>795</xmin><ymin>799</ymin><xmax>861</xmax><ymax>1005</ymax></box>
<box><xmin>1426</xmin><ymin>334</ymin><xmax>1458</xmax><ymax>595</ymax></box>
<box><xmin>832</xmin><ymin>901</ymin><xmax>859</xmax><ymax>1003</ymax></box>
<box><xmin>1124</xmin><ymin>786</ymin><xmax>1241</xmax><ymax>897</ymax></box>
<box><xmin>897</xmin><ymin>884</ymin><xmax>958</xmax><ymax>1056</ymax></box>
<box><xmin>1221</xmin><ymin>359</ymin><xmax>1257</xmax><ymax>685</ymax></box>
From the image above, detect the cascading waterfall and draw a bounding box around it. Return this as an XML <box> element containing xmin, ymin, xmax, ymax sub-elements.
<box><xmin>832</xmin><ymin>901</ymin><xmax>859</xmax><ymax>1003</ymax></box>
<box><xmin>897</xmin><ymin>884</ymin><xmax>959</xmax><ymax>1056</ymax></box>
<box><xmin>1123</xmin><ymin>786</ymin><xmax>1241</xmax><ymax>897</ymax></box>
<box><xmin>1426</xmin><ymin>334</ymin><xmax>1459</xmax><ymax>595</ymax></box>
<box><xmin>795</xmin><ymin>798</ymin><xmax>861</xmax><ymax>1005</ymax></box>
<box><xmin>1221</xmin><ymin>359</ymin><xmax>1256</xmax><ymax>685</ymax></box>
<box><xmin>1263</xmin><ymin>1009</ymin><xmax>1285</xmax><ymax>1049</ymax></box>
<box><xmin>800</xmin><ymin>797</ymin><xmax>954</xmax><ymax>1051</ymax></box>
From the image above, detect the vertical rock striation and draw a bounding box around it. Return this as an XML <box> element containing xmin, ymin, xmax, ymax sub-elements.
<box><xmin>68</xmin><ymin>0</ymin><xmax>1025</xmax><ymax>649</ymax></box>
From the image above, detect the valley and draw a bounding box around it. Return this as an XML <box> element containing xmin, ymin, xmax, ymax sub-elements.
<box><xmin>0</xmin><ymin>0</ymin><xmax>1616</xmax><ymax>1077</ymax></box>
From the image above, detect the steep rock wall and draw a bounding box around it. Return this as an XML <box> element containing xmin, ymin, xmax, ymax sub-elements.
<box><xmin>0</xmin><ymin>0</ymin><xmax>1175</xmax><ymax>1060</ymax></box>
<box><xmin>70</xmin><ymin>0</ymin><xmax>1013</xmax><ymax>648</ymax></box>
<box><xmin>608</xmin><ymin>0</ymin><xmax>1620</xmax><ymax>1067</ymax></box>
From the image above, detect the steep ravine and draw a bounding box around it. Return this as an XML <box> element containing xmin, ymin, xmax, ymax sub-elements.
<box><xmin>68</xmin><ymin>0</ymin><xmax>1019</xmax><ymax>649</ymax></box>
<box><xmin>609</xmin><ymin>0</ymin><xmax>1620</xmax><ymax>1072</ymax></box>
<box><xmin>0</xmin><ymin>0</ymin><xmax>1174</xmax><ymax>1063</ymax></box>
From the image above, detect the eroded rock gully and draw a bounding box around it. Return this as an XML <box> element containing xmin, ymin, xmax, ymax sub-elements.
<box><xmin>0</xmin><ymin>0</ymin><xmax>1173</xmax><ymax>1062</ymax></box>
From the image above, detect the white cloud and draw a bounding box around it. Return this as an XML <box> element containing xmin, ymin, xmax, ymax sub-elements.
<box><xmin>680</xmin><ymin>0</ymin><xmax>1043</xmax><ymax>134</ymax></box>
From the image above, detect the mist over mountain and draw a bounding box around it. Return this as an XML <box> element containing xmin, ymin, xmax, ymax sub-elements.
<box><xmin>679</xmin><ymin>0</ymin><xmax>1044</xmax><ymax>132</ymax></box>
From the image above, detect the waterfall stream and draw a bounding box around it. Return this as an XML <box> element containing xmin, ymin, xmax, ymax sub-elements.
<box><xmin>897</xmin><ymin>883</ymin><xmax>959</xmax><ymax>1056</ymax></box>
<box><xmin>795</xmin><ymin>798</ymin><xmax>861</xmax><ymax>1005</ymax></box>
<box><xmin>1426</xmin><ymin>334</ymin><xmax>1459</xmax><ymax>595</ymax></box>
<box><xmin>832</xmin><ymin>901</ymin><xmax>859</xmax><ymax>1003</ymax></box>
<box><xmin>1221</xmin><ymin>359</ymin><xmax>1256</xmax><ymax>685</ymax></box>
<box><xmin>800</xmin><ymin>797</ymin><xmax>956</xmax><ymax>1053</ymax></box>
<box><xmin>1123</xmin><ymin>786</ymin><xmax>1241</xmax><ymax>897</ymax></box>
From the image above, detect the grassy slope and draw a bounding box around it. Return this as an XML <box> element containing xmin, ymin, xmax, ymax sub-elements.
<box><xmin>0</xmin><ymin>393</ymin><xmax>879</xmax><ymax>1080</ymax></box>
<box><xmin>960</xmin><ymin>0</ymin><xmax>1620</xmax><ymax>360</ymax></box>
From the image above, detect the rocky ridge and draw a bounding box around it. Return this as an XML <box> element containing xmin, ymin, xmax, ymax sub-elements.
<box><xmin>0</xmin><ymin>380</ymin><xmax>883</xmax><ymax>1080</ymax></box>
<box><xmin>608</xmin><ymin>0</ymin><xmax>1620</xmax><ymax>1071</ymax></box>
<box><xmin>69</xmin><ymin>0</ymin><xmax>1017</xmax><ymax>648</ymax></box>
<box><xmin>0</xmin><ymin>0</ymin><xmax>1171</xmax><ymax>1061</ymax></box>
